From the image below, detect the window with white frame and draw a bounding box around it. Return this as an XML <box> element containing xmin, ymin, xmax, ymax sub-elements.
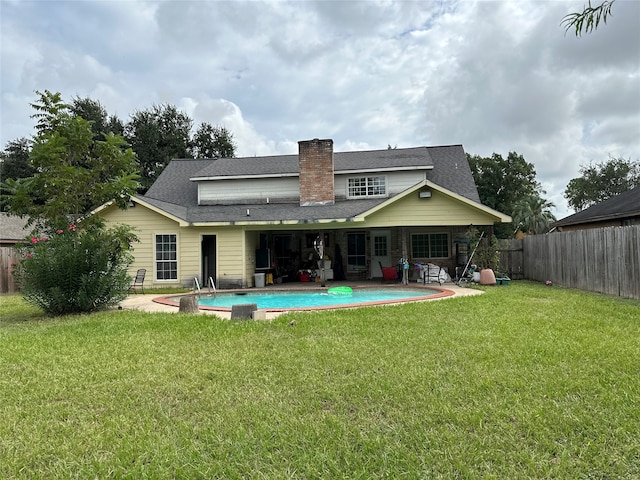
<box><xmin>347</xmin><ymin>176</ymin><xmax>386</xmax><ymax>198</ymax></box>
<box><xmin>411</xmin><ymin>233</ymin><xmax>449</xmax><ymax>259</ymax></box>
<box><xmin>155</xmin><ymin>234</ymin><xmax>177</xmax><ymax>280</ymax></box>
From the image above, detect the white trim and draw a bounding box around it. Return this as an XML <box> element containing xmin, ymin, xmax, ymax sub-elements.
<box><xmin>347</xmin><ymin>175</ymin><xmax>388</xmax><ymax>199</ymax></box>
<box><xmin>92</xmin><ymin>197</ymin><xmax>190</xmax><ymax>227</ymax></box>
<box><xmin>191</xmin><ymin>173</ymin><xmax>299</xmax><ymax>182</ymax></box>
<box><xmin>352</xmin><ymin>180</ymin><xmax>512</xmax><ymax>223</ymax></box>
<box><xmin>337</xmin><ymin>165</ymin><xmax>433</xmax><ymax>175</ymax></box>
<box><xmin>154</xmin><ymin>232</ymin><xmax>179</xmax><ymax>282</ymax></box>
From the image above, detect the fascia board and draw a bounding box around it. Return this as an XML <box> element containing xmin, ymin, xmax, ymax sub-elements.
<box><xmin>190</xmin><ymin>217</ymin><xmax>365</xmax><ymax>227</ymax></box>
<box><xmin>336</xmin><ymin>166</ymin><xmax>434</xmax><ymax>175</ymax></box>
<box><xmin>92</xmin><ymin>197</ymin><xmax>190</xmax><ymax>227</ymax></box>
<box><xmin>352</xmin><ymin>180</ymin><xmax>513</xmax><ymax>223</ymax></box>
<box><xmin>190</xmin><ymin>173</ymin><xmax>298</xmax><ymax>181</ymax></box>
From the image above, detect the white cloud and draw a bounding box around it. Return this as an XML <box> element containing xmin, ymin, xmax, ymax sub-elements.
<box><xmin>1</xmin><ymin>0</ymin><xmax>638</xmax><ymax>221</ymax></box>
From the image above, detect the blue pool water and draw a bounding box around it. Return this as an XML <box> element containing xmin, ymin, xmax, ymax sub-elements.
<box><xmin>172</xmin><ymin>288</ymin><xmax>443</xmax><ymax>310</ymax></box>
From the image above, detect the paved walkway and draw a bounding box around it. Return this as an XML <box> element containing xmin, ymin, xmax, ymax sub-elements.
<box><xmin>120</xmin><ymin>282</ymin><xmax>483</xmax><ymax>320</ymax></box>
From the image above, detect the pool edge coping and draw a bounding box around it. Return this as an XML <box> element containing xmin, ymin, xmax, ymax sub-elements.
<box><xmin>153</xmin><ymin>284</ymin><xmax>456</xmax><ymax>312</ymax></box>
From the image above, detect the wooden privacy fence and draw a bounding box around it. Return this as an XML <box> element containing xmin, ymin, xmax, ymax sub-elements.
<box><xmin>499</xmin><ymin>225</ymin><xmax>639</xmax><ymax>300</ymax></box>
<box><xmin>498</xmin><ymin>239</ymin><xmax>524</xmax><ymax>280</ymax></box>
<box><xmin>0</xmin><ymin>247</ymin><xmax>20</xmax><ymax>294</ymax></box>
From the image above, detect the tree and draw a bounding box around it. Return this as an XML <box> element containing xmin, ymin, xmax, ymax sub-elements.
<box><xmin>512</xmin><ymin>195</ymin><xmax>557</xmax><ymax>235</ymax></box>
<box><xmin>467</xmin><ymin>151</ymin><xmax>542</xmax><ymax>238</ymax></box>
<box><xmin>564</xmin><ymin>156</ymin><xmax>640</xmax><ymax>211</ymax></box>
<box><xmin>0</xmin><ymin>138</ymin><xmax>33</xmax><ymax>212</ymax></box>
<box><xmin>29</xmin><ymin>89</ymin><xmax>68</xmax><ymax>135</ymax></box>
<box><xmin>124</xmin><ymin>104</ymin><xmax>193</xmax><ymax>192</ymax></box>
<box><xmin>5</xmin><ymin>91</ymin><xmax>140</xmax><ymax>316</ymax></box>
<box><xmin>3</xmin><ymin>90</ymin><xmax>139</xmax><ymax>230</ymax></box>
<box><xmin>0</xmin><ymin>137</ymin><xmax>33</xmax><ymax>181</ymax></box>
<box><xmin>192</xmin><ymin>122</ymin><xmax>236</xmax><ymax>158</ymax></box>
<box><xmin>562</xmin><ymin>0</ymin><xmax>615</xmax><ymax>37</ymax></box>
<box><xmin>70</xmin><ymin>96</ymin><xmax>124</xmax><ymax>140</ymax></box>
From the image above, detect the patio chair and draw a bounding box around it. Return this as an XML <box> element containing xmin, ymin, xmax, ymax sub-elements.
<box><xmin>130</xmin><ymin>269</ymin><xmax>146</xmax><ymax>294</ymax></box>
<box><xmin>379</xmin><ymin>261</ymin><xmax>399</xmax><ymax>283</ymax></box>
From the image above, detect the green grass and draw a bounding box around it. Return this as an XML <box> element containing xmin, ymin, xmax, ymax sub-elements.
<box><xmin>1</xmin><ymin>282</ymin><xmax>639</xmax><ymax>479</ymax></box>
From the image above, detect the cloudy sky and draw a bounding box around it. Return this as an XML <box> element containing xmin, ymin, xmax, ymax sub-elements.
<box><xmin>1</xmin><ymin>0</ymin><xmax>639</xmax><ymax>218</ymax></box>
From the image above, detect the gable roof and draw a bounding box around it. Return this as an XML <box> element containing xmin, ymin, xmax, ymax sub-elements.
<box><xmin>144</xmin><ymin>158</ymin><xmax>203</xmax><ymax>208</ymax></box>
<box><xmin>554</xmin><ymin>187</ymin><xmax>640</xmax><ymax>227</ymax></box>
<box><xmin>139</xmin><ymin>179</ymin><xmax>509</xmax><ymax>227</ymax></box>
<box><xmin>134</xmin><ymin>144</ymin><xmax>495</xmax><ymax>225</ymax></box>
<box><xmin>424</xmin><ymin>145</ymin><xmax>480</xmax><ymax>203</ymax></box>
<box><xmin>144</xmin><ymin>145</ymin><xmax>480</xmax><ymax>208</ymax></box>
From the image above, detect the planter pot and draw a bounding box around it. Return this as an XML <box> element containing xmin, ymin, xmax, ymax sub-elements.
<box><xmin>479</xmin><ymin>268</ymin><xmax>496</xmax><ymax>285</ymax></box>
<box><xmin>472</xmin><ymin>271</ymin><xmax>481</xmax><ymax>283</ymax></box>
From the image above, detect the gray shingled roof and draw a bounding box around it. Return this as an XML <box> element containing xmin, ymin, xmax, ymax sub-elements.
<box><xmin>0</xmin><ymin>213</ymin><xmax>30</xmax><ymax>242</ymax></box>
<box><xmin>144</xmin><ymin>158</ymin><xmax>204</xmax><ymax>207</ymax></box>
<box><xmin>554</xmin><ymin>187</ymin><xmax>640</xmax><ymax>227</ymax></box>
<box><xmin>191</xmin><ymin>146</ymin><xmax>436</xmax><ymax>179</ymax></box>
<box><xmin>140</xmin><ymin>144</ymin><xmax>481</xmax><ymax>224</ymax></box>
<box><xmin>425</xmin><ymin>145</ymin><xmax>480</xmax><ymax>203</ymax></box>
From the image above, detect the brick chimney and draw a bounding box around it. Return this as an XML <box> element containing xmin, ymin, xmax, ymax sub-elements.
<box><xmin>298</xmin><ymin>138</ymin><xmax>335</xmax><ymax>206</ymax></box>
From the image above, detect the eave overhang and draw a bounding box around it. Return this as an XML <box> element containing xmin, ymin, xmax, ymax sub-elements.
<box><xmin>351</xmin><ymin>180</ymin><xmax>512</xmax><ymax>223</ymax></box>
<box><xmin>92</xmin><ymin>197</ymin><xmax>190</xmax><ymax>227</ymax></box>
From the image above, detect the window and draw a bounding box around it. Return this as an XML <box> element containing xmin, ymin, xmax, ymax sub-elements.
<box><xmin>156</xmin><ymin>234</ymin><xmax>177</xmax><ymax>280</ymax></box>
<box><xmin>373</xmin><ymin>234</ymin><xmax>388</xmax><ymax>257</ymax></box>
<box><xmin>411</xmin><ymin>233</ymin><xmax>449</xmax><ymax>259</ymax></box>
<box><xmin>348</xmin><ymin>176</ymin><xmax>386</xmax><ymax>198</ymax></box>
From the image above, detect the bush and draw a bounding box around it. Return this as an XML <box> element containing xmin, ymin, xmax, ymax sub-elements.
<box><xmin>13</xmin><ymin>221</ymin><xmax>137</xmax><ymax>316</ymax></box>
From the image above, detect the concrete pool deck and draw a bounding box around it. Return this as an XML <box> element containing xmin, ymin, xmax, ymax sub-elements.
<box><xmin>119</xmin><ymin>281</ymin><xmax>483</xmax><ymax>320</ymax></box>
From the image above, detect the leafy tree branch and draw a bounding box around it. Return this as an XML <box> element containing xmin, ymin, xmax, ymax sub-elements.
<box><xmin>562</xmin><ymin>0</ymin><xmax>615</xmax><ymax>36</ymax></box>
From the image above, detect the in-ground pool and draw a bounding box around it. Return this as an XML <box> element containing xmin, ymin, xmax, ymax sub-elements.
<box><xmin>155</xmin><ymin>286</ymin><xmax>453</xmax><ymax>312</ymax></box>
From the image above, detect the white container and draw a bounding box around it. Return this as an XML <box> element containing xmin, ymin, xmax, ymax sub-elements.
<box><xmin>317</xmin><ymin>260</ymin><xmax>331</xmax><ymax>270</ymax></box>
<box><xmin>254</xmin><ymin>272</ymin><xmax>265</xmax><ymax>288</ymax></box>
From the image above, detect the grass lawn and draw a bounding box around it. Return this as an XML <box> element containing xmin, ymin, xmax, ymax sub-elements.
<box><xmin>1</xmin><ymin>281</ymin><xmax>639</xmax><ymax>479</ymax></box>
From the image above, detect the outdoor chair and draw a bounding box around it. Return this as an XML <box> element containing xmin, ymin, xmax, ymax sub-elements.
<box><xmin>379</xmin><ymin>261</ymin><xmax>399</xmax><ymax>283</ymax></box>
<box><xmin>130</xmin><ymin>269</ymin><xmax>146</xmax><ymax>294</ymax></box>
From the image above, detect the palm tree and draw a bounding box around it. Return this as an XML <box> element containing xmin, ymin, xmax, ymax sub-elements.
<box><xmin>512</xmin><ymin>195</ymin><xmax>557</xmax><ymax>235</ymax></box>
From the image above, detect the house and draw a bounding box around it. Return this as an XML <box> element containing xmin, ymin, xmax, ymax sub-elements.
<box><xmin>96</xmin><ymin>139</ymin><xmax>511</xmax><ymax>289</ymax></box>
<box><xmin>553</xmin><ymin>187</ymin><xmax>640</xmax><ymax>232</ymax></box>
<box><xmin>0</xmin><ymin>213</ymin><xmax>30</xmax><ymax>294</ymax></box>
<box><xmin>0</xmin><ymin>213</ymin><xmax>30</xmax><ymax>247</ymax></box>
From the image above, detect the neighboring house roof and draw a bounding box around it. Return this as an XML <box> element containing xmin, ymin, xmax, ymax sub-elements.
<box><xmin>0</xmin><ymin>213</ymin><xmax>30</xmax><ymax>243</ymax></box>
<box><xmin>554</xmin><ymin>187</ymin><xmax>640</xmax><ymax>227</ymax></box>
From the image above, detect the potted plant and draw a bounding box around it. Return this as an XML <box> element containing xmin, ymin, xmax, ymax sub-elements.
<box><xmin>466</xmin><ymin>228</ymin><xmax>500</xmax><ymax>284</ymax></box>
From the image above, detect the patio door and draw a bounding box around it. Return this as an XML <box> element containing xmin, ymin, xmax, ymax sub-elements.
<box><xmin>346</xmin><ymin>232</ymin><xmax>366</xmax><ymax>274</ymax></box>
<box><xmin>201</xmin><ymin>235</ymin><xmax>216</xmax><ymax>288</ymax></box>
<box><xmin>371</xmin><ymin>230</ymin><xmax>391</xmax><ymax>278</ymax></box>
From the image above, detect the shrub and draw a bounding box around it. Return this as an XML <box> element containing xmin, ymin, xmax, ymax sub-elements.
<box><xmin>13</xmin><ymin>220</ymin><xmax>137</xmax><ymax>316</ymax></box>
